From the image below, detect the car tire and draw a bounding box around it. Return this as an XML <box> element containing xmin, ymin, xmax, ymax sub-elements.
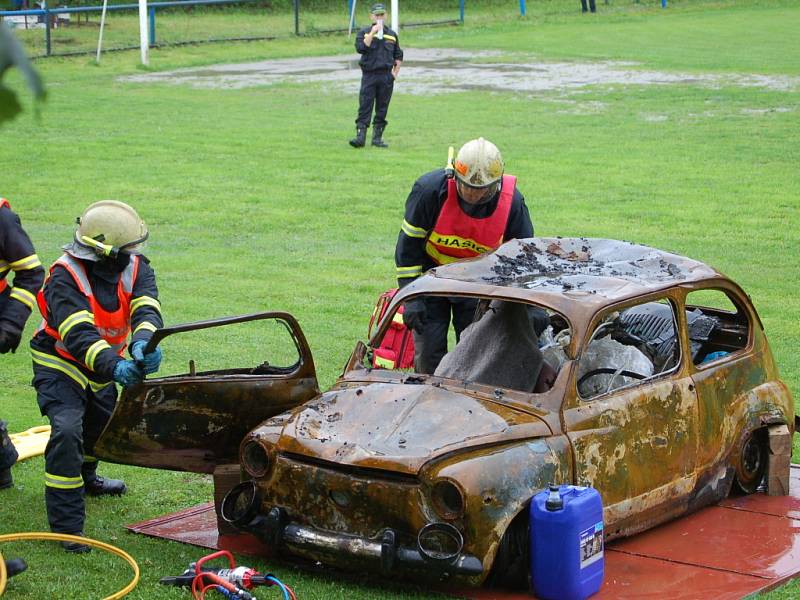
<box><xmin>733</xmin><ymin>428</ymin><xmax>767</xmax><ymax>495</ymax></box>
<box><xmin>485</xmin><ymin>509</ymin><xmax>529</xmax><ymax>589</ymax></box>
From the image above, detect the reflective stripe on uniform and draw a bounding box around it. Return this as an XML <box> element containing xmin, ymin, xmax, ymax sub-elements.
<box><xmin>133</xmin><ymin>321</ymin><xmax>157</xmax><ymax>335</ymax></box>
<box><xmin>85</xmin><ymin>339</ymin><xmax>112</xmax><ymax>370</ymax></box>
<box><xmin>120</xmin><ymin>261</ymin><xmax>136</xmax><ymax>293</ymax></box>
<box><xmin>9</xmin><ymin>253</ymin><xmax>42</xmax><ymax>271</ymax></box>
<box><xmin>31</xmin><ymin>349</ymin><xmax>112</xmax><ymax>392</ymax></box>
<box><xmin>32</xmin><ymin>348</ymin><xmax>89</xmax><ymax>388</ymax></box>
<box><xmin>424</xmin><ymin>244</ymin><xmax>463</xmax><ymax>265</ymax></box>
<box><xmin>54</xmin><ymin>255</ymin><xmax>92</xmax><ymax>296</ymax></box>
<box><xmin>55</xmin><ymin>338</ymin><xmax>121</xmax><ymax>370</ymax></box>
<box><xmin>45</xmin><ymin>472</ymin><xmax>83</xmax><ymax>490</ymax></box>
<box><xmin>130</xmin><ymin>296</ymin><xmax>160</xmax><ymax>316</ymax></box>
<box><xmin>58</xmin><ymin>310</ymin><xmax>94</xmax><ymax>341</ymax></box>
<box><xmin>396</xmin><ymin>265</ymin><xmax>423</xmax><ymax>278</ymax></box>
<box><xmin>401</xmin><ymin>219</ymin><xmax>427</xmax><ymax>239</ymax></box>
<box><xmin>83</xmin><ymin>455</ymin><xmax>98</xmax><ymax>463</ymax></box>
<box><xmin>9</xmin><ymin>287</ymin><xmax>36</xmax><ymax>309</ymax></box>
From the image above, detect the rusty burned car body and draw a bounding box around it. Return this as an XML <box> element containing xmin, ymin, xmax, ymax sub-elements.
<box><xmin>95</xmin><ymin>237</ymin><xmax>795</xmax><ymax>588</ymax></box>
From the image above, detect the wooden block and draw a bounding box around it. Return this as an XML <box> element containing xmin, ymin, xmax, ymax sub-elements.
<box><xmin>767</xmin><ymin>452</ymin><xmax>791</xmax><ymax>496</ymax></box>
<box><xmin>213</xmin><ymin>463</ymin><xmax>243</xmax><ymax>535</ymax></box>
<box><xmin>768</xmin><ymin>424</ymin><xmax>792</xmax><ymax>456</ymax></box>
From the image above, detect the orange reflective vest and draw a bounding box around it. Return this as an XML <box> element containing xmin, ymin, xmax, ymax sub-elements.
<box><xmin>37</xmin><ymin>253</ymin><xmax>140</xmax><ymax>364</ymax></box>
<box><xmin>424</xmin><ymin>174</ymin><xmax>516</xmax><ymax>266</ymax></box>
<box><xmin>0</xmin><ymin>198</ymin><xmax>9</xmax><ymax>294</ymax></box>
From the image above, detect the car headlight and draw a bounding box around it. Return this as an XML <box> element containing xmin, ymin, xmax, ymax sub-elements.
<box><xmin>431</xmin><ymin>479</ymin><xmax>465</xmax><ymax>520</ymax></box>
<box><xmin>242</xmin><ymin>440</ymin><xmax>271</xmax><ymax>478</ymax></box>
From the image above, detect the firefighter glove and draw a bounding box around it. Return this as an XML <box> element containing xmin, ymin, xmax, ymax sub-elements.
<box><xmin>113</xmin><ymin>359</ymin><xmax>144</xmax><ymax>387</ymax></box>
<box><xmin>0</xmin><ymin>328</ymin><xmax>21</xmax><ymax>354</ymax></box>
<box><xmin>130</xmin><ymin>340</ymin><xmax>163</xmax><ymax>375</ymax></box>
<box><xmin>402</xmin><ymin>298</ymin><xmax>427</xmax><ymax>334</ymax></box>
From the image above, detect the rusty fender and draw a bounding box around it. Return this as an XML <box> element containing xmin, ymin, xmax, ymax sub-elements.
<box><xmin>419</xmin><ymin>435</ymin><xmax>572</xmax><ymax>583</ymax></box>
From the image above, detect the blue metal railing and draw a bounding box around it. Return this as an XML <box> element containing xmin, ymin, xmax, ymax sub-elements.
<box><xmin>0</xmin><ymin>0</ymin><xmax>264</xmax><ymax>56</ymax></box>
<box><xmin>1</xmin><ymin>0</ymin><xmax>463</xmax><ymax>58</ymax></box>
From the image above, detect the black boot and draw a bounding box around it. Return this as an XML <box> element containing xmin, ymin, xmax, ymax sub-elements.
<box><xmin>4</xmin><ymin>557</ymin><xmax>27</xmax><ymax>578</ymax></box>
<box><xmin>0</xmin><ymin>467</ymin><xmax>12</xmax><ymax>490</ymax></box>
<box><xmin>84</xmin><ymin>475</ymin><xmax>127</xmax><ymax>497</ymax></box>
<box><xmin>60</xmin><ymin>532</ymin><xmax>92</xmax><ymax>554</ymax></box>
<box><xmin>372</xmin><ymin>126</ymin><xmax>388</xmax><ymax>148</ymax></box>
<box><xmin>349</xmin><ymin>127</ymin><xmax>367</xmax><ymax>148</ymax></box>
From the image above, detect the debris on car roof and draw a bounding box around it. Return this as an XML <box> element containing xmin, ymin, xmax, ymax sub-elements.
<box><xmin>430</xmin><ymin>237</ymin><xmax>720</xmax><ymax>299</ymax></box>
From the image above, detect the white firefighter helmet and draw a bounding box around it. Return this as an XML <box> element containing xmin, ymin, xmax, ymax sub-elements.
<box><xmin>71</xmin><ymin>200</ymin><xmax>148</xmax><ymax>259</ymax></box>
<box><xmin>453</xmin><ymin>137</ymin><xmax>504</xmax><ymax>189</ymax></box>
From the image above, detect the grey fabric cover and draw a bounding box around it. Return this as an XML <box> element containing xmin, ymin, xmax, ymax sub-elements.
<box><xmin>434</xmin><ymin>301</ymin><xmax>545</xmax><ymax>392</ymax></box>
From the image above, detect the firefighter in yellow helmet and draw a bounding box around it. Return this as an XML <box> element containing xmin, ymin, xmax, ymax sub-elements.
<box><xmin>30</xmin><ymin>200</ymin><xmax>164</xmax><ymax>552</ymax></box>
<box><xmin>394</xmin><ymin>138</ymin><xmax>535</xmax><ymax>374</ymax></box>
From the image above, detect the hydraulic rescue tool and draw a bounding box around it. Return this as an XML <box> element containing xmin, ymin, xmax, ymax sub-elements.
<box><xmin>159</xmin><ymin>550</ymin><xmax>297</xmax><ymax>600</ymax></box>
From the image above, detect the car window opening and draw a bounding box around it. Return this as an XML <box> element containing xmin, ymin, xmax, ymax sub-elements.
<box><xmin>686</xmin><ymin>289</ymin><xmax>750</xmax><ymax>365</ymax></box>
<box><xmin>578</xmin><ymin>299</ymin><xmax>682</xmax><ymax>400</ymax></box>
<box><xmin>156</xmin><ymin>317</ymin><xmax>302</xmax><ymax>378</ymax></box>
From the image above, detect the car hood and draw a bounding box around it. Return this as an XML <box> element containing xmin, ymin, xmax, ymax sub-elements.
<box><xmin>274</xmin><ymin>383</ymin><xmax>551</xmax><ymax>475</ymax></box>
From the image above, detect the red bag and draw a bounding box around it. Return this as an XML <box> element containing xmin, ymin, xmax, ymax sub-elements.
<box><xmin>368</xmin><ymin>288</ymin><xmax>415</xmax><ymax>370</ymax></box>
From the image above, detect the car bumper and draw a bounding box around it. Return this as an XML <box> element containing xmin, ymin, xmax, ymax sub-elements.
<box><xmin>222</xmin><ymin>482</ymin><xmax>484</xmax><ymax>578</ymax></box>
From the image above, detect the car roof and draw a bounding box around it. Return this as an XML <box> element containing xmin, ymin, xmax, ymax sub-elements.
<box><xmin>401</xmin><ymin>238</ymin><xmax>723</xmax><ymax>314</ymax></box>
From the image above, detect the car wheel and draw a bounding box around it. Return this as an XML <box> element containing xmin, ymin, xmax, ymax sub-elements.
<box><xmin>733</xmin><ymin>429</ymin><xmax>767</xmax><ymax>495</ymax></box>
<box><xmin>485</xmin><ymin>509</ymin><xmax>529</xmax><ymax>589</ymax></box>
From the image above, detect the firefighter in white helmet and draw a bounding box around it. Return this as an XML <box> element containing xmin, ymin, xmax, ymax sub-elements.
<box><xmin>30</xmin><ymin>200</ymin><xmax>164</xmax><ymax>552</ymax></box>
<box><xmin>394</xmin><ymin>138</ymin><xmax>535</xmax><ymax>374</ymax></box>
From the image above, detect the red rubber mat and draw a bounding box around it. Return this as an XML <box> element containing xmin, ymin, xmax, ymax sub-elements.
<box><xmin>127</xmin><ymin>467</ymin><xmax>800</xmax><ymax>599</ymax></box>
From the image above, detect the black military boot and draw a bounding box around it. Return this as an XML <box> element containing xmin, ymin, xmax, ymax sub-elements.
<box><xmin>349</xmin><ymin>127</ymin><xmax>367</xmax><ymax>148</ymax></box>
<box><xmin>0</xmin><ymin>467</ymin><xmax>12</xmax><ymax>490</ymax></box>
<box><xmin>372</xmin><ymin>126</ymin><xmax>388</xmax><ymax>148</ymax></box>
<box><xmin>60</xmin><ymin>532</ymin><xmax>92</xmax><ymax>554</ymax></box>
<box><xmin>84</xmin><ymin>475</ymin><xmax>127</xmax><ymax>497</ymax></box>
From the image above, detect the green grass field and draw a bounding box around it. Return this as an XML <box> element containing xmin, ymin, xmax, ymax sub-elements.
<box><xmin>1</xmin><ymin>0</ymin><xmax>798</xmax><ymax>597</ymax></box>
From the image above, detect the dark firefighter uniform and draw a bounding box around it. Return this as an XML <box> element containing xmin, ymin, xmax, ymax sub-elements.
<box><xmin>394</xmin><ymin>170</ymin><xmax>533</xmax><ymax>373</ymax></box>
<box><xmin>354</xmin><ymin>22</ymin><xmax>403</xmax><ymax>133</ymax></box>
<box><xmin>0</xmin><ymin>197</ymin><xmax>45</xmax><ymax>488</ymax></box>
<box><xmin>30</xmin><ymin>249</ymin><xmax>162</xmax><ymax>534</ymax></box>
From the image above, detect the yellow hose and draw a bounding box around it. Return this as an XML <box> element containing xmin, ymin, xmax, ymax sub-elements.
<box><xmin>0</xmin><ymin>532</ymin><xmax>140</xmax><ymax>598</ymax></box>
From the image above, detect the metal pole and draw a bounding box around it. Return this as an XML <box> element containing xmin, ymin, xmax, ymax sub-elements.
<box><xmin>520</xmin><ymin>0</ymin><xmax>526</xmax><ymax>16</ymax></box>
<box><xmin>138</xmin><ymin>0</ymin><xmax>148</xmax><ymax>64</ymax></box>
<box><xmin>148</xmin><ymin>5</ymin><xmax>155</xmax><ymax>45</ymax></box>
<box><xmin>348</xmin><ymin>0</ymin><xmax>357</xmax><ymax>38</ymax></box>
<box><xmin>95</xmin><ymin>0</ymin><xmax>109</xmax><ymax>62</ymax></box>
<box><xmin>459</xmin><ymin>0</ymin><xmax>464</xmax><ymax>24</ymax></box>
<box><xmin>390</xmin><ymin>0</ymin><xmax>397</xmax><ymax>32</ymax></box>
<box><xmin>44</xmin><ymin>3</ymin><xmax>51</xmax><ymax>56</ymax></box>
<box><xmin>293</xmin><ymin>0</ymin><xmax>299</xmax><ymax>35</ymax></box>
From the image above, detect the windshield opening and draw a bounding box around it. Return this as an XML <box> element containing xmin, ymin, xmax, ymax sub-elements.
<box><xmin>366</xmin><ymin>295</ymin><xmax>571</xmax><ymax>394</ymax></box>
